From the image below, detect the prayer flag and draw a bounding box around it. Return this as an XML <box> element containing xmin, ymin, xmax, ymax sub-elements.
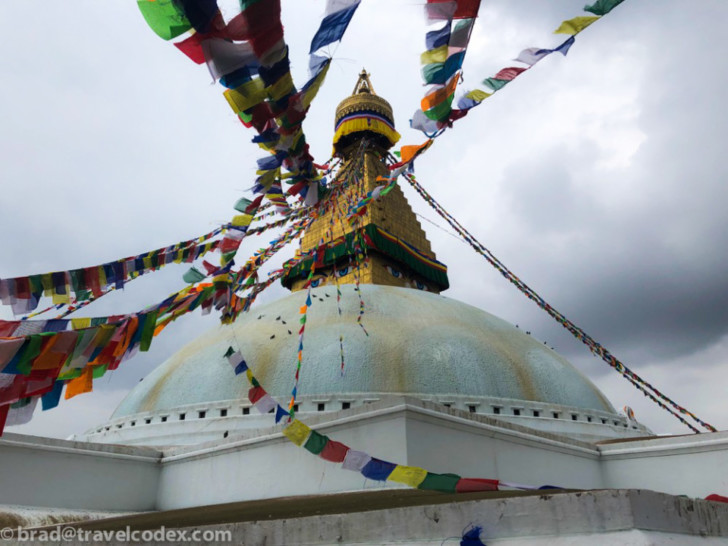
<box><xmin>494</xmin><ymin>67</ymin><xmax>527</xmax><ymax>81</ymax></box>
<box><xmin>303</xmin><ymin>430</ymin><xmax>329</xmax><ymax>455</ymax></box>
<box><xmin>342</xmin><ymin>449</ymin><xmax>371</xmax><ymax>471</ymax></box>
<box><xmin>388</xmin><ymin>465</ymin><xmax>428</xmax><ymax>488</ymax></box>
<box><xmin>183</xmin><ymin>267</ymin><xmax>206</xmax><ymax>284</ymax></box>
<box><xmin>64</xmin><ymin>367</ymin><xmax>93</xmax><ymax>400</ymax></box>
<box><xmin>584</xmin><ymin>0</ymin><xmax>625</xmax><ymax>16</ymax></box>
<box><xmin>309</xmin><ymin>0</ymin><xmax>361</xmax><ymax>53</ymax></box>
<box><xmin>137</xmin><ymin>0</ymin><xmax>192</xmax><ymax>40</ymax></box>
<box><xmin>455</xmin><ymin>477</ymin><xmax>500</xmax><ymax>492</ymax></box>
<box><xmin>482</xmin><ymin>77</ymin><xmax>509</xmax><ymax>91</ymax></box>
<box><xmin>282</xmin><ymin>419</ymin><xmax>311</xmax><ymax>446</ymax></box>
<box><xmin>274</xmin><ymin>405</ymin><xmax>289</xmax><ymax>423</ymax></box>
<box><xmin>554</xmin><ymin>16</ymin><xmax>600</xmax><ymax>35</ymax></box>
<box><xmin>426</xmin><ymin>21</ymin><xmax>451</xmax><ymax>50</ymax></box>
<box><xmin>320</xmin><ymin>439</ymin><xmax>349</xmax><ymax>462</ymax></box>
<box><xmin>360</xmin><ymin>458</ymin><xmax>397</xmax><ymax>481</ymax></box>
<box><xmin>418</xmin><ymin>472</ymin><xmax>461</xmax><ymax>493</ymax></box>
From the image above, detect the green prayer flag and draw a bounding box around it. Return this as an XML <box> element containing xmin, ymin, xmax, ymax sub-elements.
<box><xmin>29</xmin><ymin>275</ymin><xmax>43</xmax><ymax>295</ymax></box>
<box><xmin>76</xmin><ymin>289</ymin><xmax>91</xmax><ymax>302</ymax></box>
<box><xmin>137</xmin><ymin>0</ymin><xmax>191</xmax><ymax>40</ymax></box>
<box><xmin>418</xmin><ymin>472</ymin><xmax>461</xmax><ymax>493</ymax></box>
<box><xmin>424</xmin><ymin>96</ymin><xmax>455</xmax><ymax>121</ymax></box>
<box><xmin>139</xmin><ymin>311</ymin><xmax>158</xmax><ymax>352</ymax></box>
<box><xmin>224</xmin><ymin>346</ymin><xmax>235</xmax><ymax>358</ymax></box>
<box><xmin>584</xmin><ymin>0</ymin><xmax>624</xmax><ymax>15</ymax></box>
<box><xmin>17</xmin><ymin>334</ymin><xmax>47</xmax><ymax>375</ymax></box>
<box><xmin>92</xmin><ymin>364</ymin><xmax>108</xmax><ymax>379</ymax></box>
<box><xmin>482</xmin><ymin>78</ymin><xmax>510</xmax><ymax>91</ymax></box>
<box><xmin>239</xmin><ymin>0</ymin><xmax>266</xmax><ymax>9</ymax></box>
<box><xmin>58</xmin><ymin>368</ymin><xmax>83</xmax><ymax>381</ymax></box>
<box><xmin>422</xmin><ymin>62</ymin><xmax>444</xmax><ymax>85</ymax></box>
<box><xmin>183</xmin><ymin>267</ymin><xmax>206</xmax><ymax>284</ymax></box>
<box><xmin>303</xmin><ymin>430</ymin><xmax>329</xmax><ymax>455</ymax></box>
<box><xmin>234</xmin><ymin>198</ymin><xmax>253</xmax><ymax>213</ymax></box>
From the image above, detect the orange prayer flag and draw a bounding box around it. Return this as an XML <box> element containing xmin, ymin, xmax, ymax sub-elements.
<box><xmin>64</xmin><ymin>367</ymin><xmax>93</xmax><ymax>399</ymax></box>
<box><xmin>399</xmin><ymin>140</ymin><xmax>434</xmax><ymax>165</ymax></box>
<box><xmin>420</xmin><ymin>75</ymin><xmax>459</xmax><ymax>111</ymax></box>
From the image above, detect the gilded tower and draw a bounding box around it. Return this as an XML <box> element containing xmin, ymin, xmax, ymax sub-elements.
<box><xmin>283</xmin><ymin>71</ymin><xmax>449</xmax><ymax>293</ymax></box>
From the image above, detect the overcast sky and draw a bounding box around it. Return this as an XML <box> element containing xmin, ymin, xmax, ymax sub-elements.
<box><xmin>1</xmin><ymin>0</ymin><xmax>726</xmax><ymax>438</ymax></box>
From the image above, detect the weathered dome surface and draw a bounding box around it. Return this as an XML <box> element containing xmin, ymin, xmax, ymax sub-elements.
<box><xmin>113</xmin><ymin>285</ymin><xmax>614</xmax><ymax>418</ymax></box>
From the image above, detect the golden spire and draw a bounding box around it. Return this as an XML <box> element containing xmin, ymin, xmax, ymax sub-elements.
<box><xmin>353</xmin><ymin>69</ymin><xmax>375</xmax><ymax>94</ymax></box>
<box><xmin>282</xmin><ymin>72</ymin><xmax>448</xmax><ymax>294</ymax></box>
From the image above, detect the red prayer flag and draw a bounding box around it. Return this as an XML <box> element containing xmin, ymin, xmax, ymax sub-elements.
<box><xmin>248</xmin><ymin>385</ymin><xmax>266</xmax><ymax>404</ymax></box>
<box><xmin>706</xmin><ymin>494</ymin><xmax>728</xmax><ymax>504</ymax></box>
<box><xmin>428</xmin><ymin>0</ymin><xmax>480</xmax><ymax>19</ymax></box>
<box><xmin>320</xmin><ymin>439</ymin><xmax>350</xmax><ymax>463</ymax></box>
<box><xmin>455</xmin><ymin>477</ymin><xmax>500</xmax><ymax>492</ymax></box>
<box><xmin>174</xmin><ymin>33</ymin><xmax>207</xmax><ymax>64</ymax></box>
<box><xmin>494</xmin><ymin>67</ymin><xmax>527</xmax><ymax>81</ymax></box>
<box><xmin>0</xmin><ymin>403</ymin><xmax>9</xmax><ymax>436</ymax></box>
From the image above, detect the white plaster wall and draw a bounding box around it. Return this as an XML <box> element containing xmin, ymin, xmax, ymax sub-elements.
<box><xmin>404</xmin><ymin>409</ymin><xmax>603</xmax><ymax>490</ymax></box>
<box><xmin>600</xmin><ymin>431</ymin><xmax>728</xmax><ymax>498</ymax></box>
<box><xmin>0</xmin><ymin>434</ymin><xmax>160</xmax><ymax>511</ymax></box>
<box><xmin>155</xmin><ymin>411</ymin><xmax>410</xmax><ymax>510</ymax></box>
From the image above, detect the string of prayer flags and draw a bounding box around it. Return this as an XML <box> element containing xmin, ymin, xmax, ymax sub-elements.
<box><xmin>413</xmin><ymin>0</ymin><xmax>481</xmax><ymax>128</ymax></box>
<box><xmin>0</xmin><ymin>167</ymin><xmax>355</xmax><ymax>435</ymax></box>
<box><xmin>227</xmin><ymin>345</ymin><xmax>562</xmax><ymax>496</ymax></box>
<box><xmin>401</xmin><ymin>170</ymin><xmax>716</xmax><ymax>434</ymax></box>
<box><xmin>309</xmin><ymin>0</ymin><xmax>362</xmax><ymax>54</ymax></box>
<box><xmin>138</xmin><ymin>0</ymin><xmax>329</xmax><ymax>210</ymax></box>
<box><xmin>412</xmin><ymin>0</ymin><xmax>627</xmax><ymax>137</ymax></box>
<box><xmin>289</xmin><ymin>260</ymin><xmax>318</xmax><ymax>419</ymax></box>
<box><xmin>0</xmin><ymin>227</ymin><xmax>225</xmax><ymax>316</ymax></box>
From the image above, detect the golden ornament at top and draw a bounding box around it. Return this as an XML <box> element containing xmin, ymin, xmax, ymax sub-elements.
<box><xmin>333</xmin><ymin>69</ymin><xmax>400</xmax><ymax>155</ymax></box>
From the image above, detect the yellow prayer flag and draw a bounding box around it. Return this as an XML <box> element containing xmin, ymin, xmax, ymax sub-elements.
<box><xmin>282</xmin><ymin>419</ymin><xmax>311</xmax><ymax>446</ymax></box>
<box><xmin>267</xmin><ymin>73</ymin><xmax>295</xmax><ymax>102</ymax></box>
<box><xmin>71</xmin><ymin>318</ymin><xmax>92</xmax><ymax>330</ymax></box>
<box><xmin>52</xmin><ymin>291</ymin><xmax>71</xmax><ymax>305</ymax></box>
<box><xmin>554</xmin><ymin>15</ymin><xmax>600</xmax><ymax>35</ymax></box>
<box><xmin>98</xmin><ymin>266</ymin><xmax>107</xmax><ymax>288</ymax></box>
<box><xmin>420</xmin><ymin>45</ymin><xmax>448</xmax><ymax>65</ymax></box>
<box><xmin>301</xmin><ymin>62</ymin><xmax>330</xmax><ymax>108</ymax></box>
<box><xmin>223</xmin><ymin>78</ymin><xmax>267</xmax><ymax>113</ymax></box>
<box><xmin>232</xmin><ymin>213</ymin><xmax>253</xmax><ymax>227</ymax></box>
<box><xmin>466</xmin><ymin>89</ymin><xmax>492</xmax><ymax>102</ymax></box>
<box><xmin>388</xmin><ymin>465</ymin><xmax>428</xmax><ymax>488</ymax></box>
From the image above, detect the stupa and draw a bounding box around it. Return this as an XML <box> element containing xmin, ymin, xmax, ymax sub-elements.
<box><xmin>2</xmin><ymin>71</ymin><xmax>727</xmax><ymax>545</ymax></box>
<box><xmin>77</xmin><ymin>72</ymin><xmax>649</xmax><ymax>447</ymax></box>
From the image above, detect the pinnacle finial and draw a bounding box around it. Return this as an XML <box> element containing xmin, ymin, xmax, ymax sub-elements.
<box><xmin>353</xmin><ymin>68</ymin><xmax>375</xmax><ymax>95</ymax></box>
